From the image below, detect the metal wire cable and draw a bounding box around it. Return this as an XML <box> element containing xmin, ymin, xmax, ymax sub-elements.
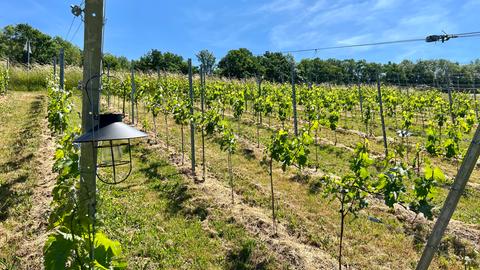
<box><xmin>274</xmin><ymin>31</ymin><xmax>480</xmax><ymax>55</ymax></box>
<box><xmin>69</xmin><ymin>19</ymin><xmax>83</xmax><ymax>44</ymax></box>
<box><xmin>65</xmin><ymin>16</ymin><xmax>77</xmax><ymax>41</ymax></box>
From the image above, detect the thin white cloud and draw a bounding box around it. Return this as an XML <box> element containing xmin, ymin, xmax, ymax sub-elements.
<box><xmin>336</xmin><ymin>34</ymin><xmax>373</xmax><ymax>45</ymax></box>
<box><xmin>257</xmin><ymin>0</ymin><xmax>304</xmax><ymax>13</ymax></box>
<box><xmin>307</xmin><ymin>3</ymin><xmax>359</xmax><ymax>27</ymax></box>
<box><xmin>372</xmin><ymin>0</ymin><xmax>399</xmax><ymax>10</ymax></box>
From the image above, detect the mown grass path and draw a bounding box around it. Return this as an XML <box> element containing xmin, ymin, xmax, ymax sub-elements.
<box><xmin>0</xmin><ymin>91</ymin><xmax>56</xmax><ymax>269</ymax></box>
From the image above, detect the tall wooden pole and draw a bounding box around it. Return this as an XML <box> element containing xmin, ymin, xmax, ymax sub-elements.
<box><xmin>417</xmin><ymin>124</ymin><xmax>480</xmax><ymax>269</ymax></box>
<box><xmin>79</xmin><ymin>0</ymin><xmax>103</xmax><ymax>263</ymax></box>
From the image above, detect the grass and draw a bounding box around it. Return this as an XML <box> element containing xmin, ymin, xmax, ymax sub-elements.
<box><xmin>96</xmin><ymin>141</ymin><xmax>282</xmax><ymax>269</ymax></box>
<box><xmin>218</xmin><ymin>106</ymin><xmax>480</xmax><ymax>227</ymax></box>
<box><xmin>8</xmin><ymin>64</ymin><xmax>82</xmax><ymax>92</ymax></box>
<box><xmin>3</xmin><ymin>84</ymin><xmax>477</xmax><ymax>269</ymax></box>
<box><xmin>69</xmin><ymin>95</ymin><xmax>281</xmax><ymax>269</ymax></box>
<box><xmin>119</xmin><ymin>97</ymin><xmax>478</xmax><ymax>269</ymax></box>
<box><xmin>0</xmin><ymin>91</ymin><xmax>46</xmax><ymax>268</ymax></box>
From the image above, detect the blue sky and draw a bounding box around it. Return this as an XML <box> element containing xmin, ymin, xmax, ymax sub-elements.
<box><xmin>1</xmin><ymin>0</ymin><xmax>479</xmax><ymax>64</ymax></box>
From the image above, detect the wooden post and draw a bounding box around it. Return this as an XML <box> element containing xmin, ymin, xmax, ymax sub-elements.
<box><xmin>473</xmin><ymin>79</ymin><xmax>478</xmax><ymax>120</ymax></box>
<box><xmin>416</xmin><ymin>124</ymin><xmax>480</xmax><ymax>269</ymax></box>
<box><xmin>5</xmin><ymin>58</ymin><xmax>9</xmax><ymax>93</ymax></box>
<box><xmin>257</xmin><ymin>75</ymin><xmax>262</xmax><ymax>125</ymax></box>
<box><xmin>358</xmin><ymin>77</ymin><xmax>363</xmax><ymax>116</ymax></box>
<box><xmin>291</xmin><ymin>62</ymin><xmax>298</xmax><ymax>136</ymax></box>
<box><xmin>59</xmin><ymin>48</ymin><xmax>65</xmax><ymax>90</ymax></box>
<box><xmin>79</xmin><ymin>0</ymin><xmax>103</xmax><ymax>263</ymax></box>
<box><xmin>130</xmin><ymin>66</ymin><xmax>136</xmax><ymax>124</ymax></box>
<box><xmin>200</xmin><ymin>66</ymin><xmax>206</xmax><ymax>181</ymax></box>
<box><xmin>53</xmin><ymin>56</ymin><xmax>56</xmax><ymax>79</ymax></box>
<box><xmin>377</xmin><ymin>75</ymin><xmax>388</xmax><ymax>157</ymax></box>
<box><xmin>26</xmin><ymin>39</ymin><xmax>31</xmax><ymax>70</ymax></box>
<box><xmin>447</xmin><ymin>74</ymin><xmax>455</xmax><ymax>124</ymax></box>
<box><xmin>106</xmin><ymin>63</ymin><xmax>110</xmax><ymax>107</ymax></box>
<box><xmin>188</xmin><ymin>59</ymin><xmax>196</xmax><ymax>176</ymax></box>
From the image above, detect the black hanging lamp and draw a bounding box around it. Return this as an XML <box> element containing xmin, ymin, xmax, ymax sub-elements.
<box><xmin>74</xmin><ymin>113</ymin><xmax>147</xmax><ymax>184</ymax></box>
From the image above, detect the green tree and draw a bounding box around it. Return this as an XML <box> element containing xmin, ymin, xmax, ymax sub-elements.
<box><xmin>51</xmin><ymin>36</ymin><xmax>82</xmax><ymax>66</ymax></box>
<box><xmin>103</xmin><ymin>53</ymin><xmax>130</xmax><ymax>70</ymax></box>
<box><xmin>258</xmin><ymin>51</ymin><xmax>293</xmax><ymax>83</ymax></box>
<box><xmin>196</xmin><ymin>49</ymin><xmax>216</xmax><ymax>75</ymax></box>
<box><xmin>218</xmin><ymin>48</ymin><xmax>259</xmax><ymax>79</ymax></box>
<box><xmin>136</xmin><ymin>49</ymin><xmax>188</xmax><ymax>74</ymax></box>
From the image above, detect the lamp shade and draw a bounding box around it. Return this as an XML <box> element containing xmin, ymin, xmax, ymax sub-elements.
<box><xmin>74</xmin><ymin>113</ymin><xmax>147</xmax><ymax>143</ymax></box>
<box><xmin>73</xmin><ymin>113</ymin><xmax>147</xmax><ymax>184</ymax></box>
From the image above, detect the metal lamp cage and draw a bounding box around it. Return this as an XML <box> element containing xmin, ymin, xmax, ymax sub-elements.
<box><xmin>74</xmin><ymin>113</ymin><xmax>147</xmax><ymax>184</ymax></box>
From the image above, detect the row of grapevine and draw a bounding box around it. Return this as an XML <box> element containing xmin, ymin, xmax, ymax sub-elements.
<box><xmin>0</xmin><ymin>63</ymin><xmax>9</xmax><ymax>95</ymax></box>
<box><xmin>114</xmin><ymin>72</ymin><xmax>478</xmax><ymax>164</ymax></box>
<box><xmin>102</xmin><ymin>70</ymin><xmax>477</xmax><ymax>269</ymax></box>
<box><xmin>43</xmin><ymin>74</ymin><xmax>127</xmax><ymax>269</ymax></box>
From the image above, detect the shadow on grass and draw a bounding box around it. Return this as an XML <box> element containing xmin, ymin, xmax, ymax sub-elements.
<box><xmin>139</xmin><ymin>159</ymin><xmax>190</xmax><ymax>215</ymax></box>
<box><xmin>0</xmin><ymin>153</ymin><xmax>34</xmax><ymax>174</ymax></box>
<box><xmin>0</xmin><ymin>97</ymin><xmax>44</xmax><ymax>221</ymax></box>
<box><xmin>139</xmin><ymin>160</ymin><xmax>181</xmax><ymax>182</ymax></box>
<box><xmin>0</xmin><ymin>174</ymin><xmax>29</xmax><ymax>221</ymax></box>
<box><xmin>226</xmin><ymin>240</ymin><xmax>269</xmax><ymax>270</ymax></box>
<box><xmin>241</xmin><ymin>148</ymin><xmax>255</xmax><ymax>161</ymax></box>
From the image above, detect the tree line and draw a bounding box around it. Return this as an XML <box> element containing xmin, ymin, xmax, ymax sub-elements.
<box><xmin>2</xmin><ymin>23</ymin><xmax>480</xmax><ymax>87</ymax></box>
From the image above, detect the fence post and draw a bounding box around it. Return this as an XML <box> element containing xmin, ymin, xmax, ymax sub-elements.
<box><xmin>53</xmin><ymin>56</ymin><xmax>56</xmax><ymax>79</ymax></box>
<box><xmin>291</xmin><ymin>62</ymin><xmax>298</xmax><ymax>136</ymax></box>
<box><xmin>200</xmin><ymin>65</ymin><xmax>206</xmax><ymax>181</ymax></box>
<box><xmin>130</xmin><ymin>67</ymin><xmax>136</xmax><ymax>124</ymax></box>
<box><xmin>377</xmin><ymin>75</ymin><xmax>388</xmax><ymax>157</ymax></box>
<box><xmin>107</xmin><ymin>63</ymin><xmax>110</xmax><ymax>107</ymax></box>
<box><xmin>59</xmin><ymin>48</ymin><xmax>65</xmax><ymax>90</ymax></box>
<box><xmin>447</xmin><ymin>73</ymin><xmax>455</xmax><ymax>124</ymax></box>
<box><xmin>257</xmin><ymin>75</ymin><xmax>262</xmax><ymax>125</ymax></box>
<box><xmin>358</xmin><ymin>76</ymin><xmax>363</xmax><ymax>116</ymax></box>
<box><xmin>5</xmin><ymin>58</ymin><xmax>9</xmax><ymax>93</ymax></box>
<box><xmin>188</xmin><ymin>59</ymin><xmax>196</xmax><ymax>176</ymax></box>
<box><xmin>473</xmin><ymin>79</ymin><xmax>478</xmax><ymax>120</ymax></box>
